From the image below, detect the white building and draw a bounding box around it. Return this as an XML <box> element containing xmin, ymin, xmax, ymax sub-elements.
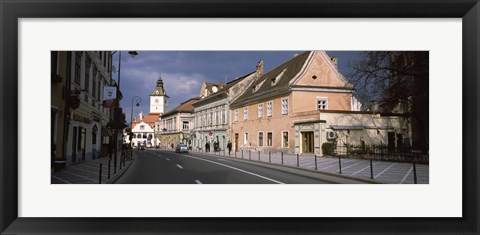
<box><xmin>127</xmin><ymin>76</ymin><xmax>168</xmax><ymax>147</ymax></box>
<box><xmin>191</xmin><ymin>70</ymin><xmax>258</xmax><ymax>151</ymax></box>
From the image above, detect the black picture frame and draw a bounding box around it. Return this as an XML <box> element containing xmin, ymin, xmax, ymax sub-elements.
<box><xmin>1</xmin><ymin>0</ymin><xmax>479</xmax><ymax>234</ymax></box>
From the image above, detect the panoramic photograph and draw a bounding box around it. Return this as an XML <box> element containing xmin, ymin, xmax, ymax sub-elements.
<box><xmin>50</xmin><ymin>50</ymin><xmax>429</xmax><ymax>184</ymax></box>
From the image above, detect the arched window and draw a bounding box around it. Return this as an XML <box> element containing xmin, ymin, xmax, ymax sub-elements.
<box><xmin>91</xmin><ymin>125</ymin><xmax>98</xmax><ymax>144</ymax></box>
<box><xmin>137</xmin><ymin>134</ymin><xmax>141</xmax><ymax>138</ymax></box>
<box><xmin>143</xmin><ymin>134</ymin><xmax>147</xmax><ymax>138</ymax></box>
<box><xmin>148</xmin><ymin>134</ymin><xmax>153</xmax><ymax>140</ymax></box>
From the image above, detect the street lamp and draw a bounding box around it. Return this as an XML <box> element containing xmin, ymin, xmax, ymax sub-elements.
<box><xmin>111</xmin><ymin>50</ymin><xmax>138</xmax><ymax>171</ymax></box>
<box><xmin>130</xmin><ymin>96</ymin><xmax>141</xmax><ymax>146</ymax></box>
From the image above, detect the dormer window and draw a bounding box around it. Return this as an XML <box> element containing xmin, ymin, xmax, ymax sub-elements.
<box><xmin>271</xmin><ymin>69</ymin><xmax>287</xmax><ymax>86</ymax></box>
<box><xmin>212</xmin><ymin>86</ymin><xmax>218</xmax><ymax>93</ymax></box>
<box><xmin>252</xmin><ymin>80</ymin><xmax>265</xmax><ymax>93</ymax></box>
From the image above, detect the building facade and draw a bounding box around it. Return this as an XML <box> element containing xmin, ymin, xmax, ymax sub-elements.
<box><xmin>191</xmin><ymin>70</ymin><xmax>259</xmax><ymax>152</ymax></box>
<box><xmin>51</xmin><ymin>51</ymin><xmax>114</xmax><ymax>167</ymax></box>
<box><xmin>159</xmin><ymin>97</ymin><xmax>200</xmax><ymax>149</ymax></box>
<box><xmin>128</xmin><ymin>76</ymin><xmax>168</xmax><ymax>147</ymax></box>
<box><xmin>230</xmin><ymin>51</ymin><xmax>369</xmax><ymax>155</ymax></box>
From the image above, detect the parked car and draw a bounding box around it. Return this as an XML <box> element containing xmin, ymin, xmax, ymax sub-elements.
<box><xmin>175</xmin><ymin>144</ymin><xmax>188</xmax><ymax>153</ymax></box>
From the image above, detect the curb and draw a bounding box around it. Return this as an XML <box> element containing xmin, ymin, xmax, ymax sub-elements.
<box><xmin>106</xmin><ymin>153</ymin><xmax>136</xmax><ymax>184</ymax></box>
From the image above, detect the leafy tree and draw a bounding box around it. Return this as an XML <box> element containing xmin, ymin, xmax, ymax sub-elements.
<box><xmin>348</xmin><ymin>51</ymin><xmax>429</xmax><ymax>153</ymax></box>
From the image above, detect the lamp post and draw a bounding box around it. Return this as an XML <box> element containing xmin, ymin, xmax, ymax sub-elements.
<box><xmin>130</xmin><ymin>96</ymin><xmax>141</xmax><ymax>147</ymax></box>
<box><xmin>111</xmin><ymin>50</ymin><xmax>138</xmax><ymax>171</ymax></box>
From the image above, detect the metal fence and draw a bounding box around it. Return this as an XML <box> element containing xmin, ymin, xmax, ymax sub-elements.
<box><xmin>335</xmin><ymin>144</ymin><xmax>429</xmax><ymax>164</ymax></box>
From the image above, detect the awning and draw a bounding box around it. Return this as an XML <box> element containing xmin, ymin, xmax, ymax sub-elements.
<box><xmin>101</xmin><ymin>127</ymin><xmax>113</xmax><ymax>136</ymax></box>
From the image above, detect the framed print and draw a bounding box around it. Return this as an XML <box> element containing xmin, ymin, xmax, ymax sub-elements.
<box><xmin>1</xmin><ymin>0</ymin><xmax>479</xmax><ymax>234</ymax></box>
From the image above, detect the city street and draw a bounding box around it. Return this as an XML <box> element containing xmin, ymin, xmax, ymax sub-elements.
<box><xmin>114</xmin><ymin>149</ymin><xmax>366</xmax><ymax>184</ymax></box>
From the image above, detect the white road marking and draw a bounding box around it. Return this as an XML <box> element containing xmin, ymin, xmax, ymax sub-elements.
<box><xmin>181</xmin><ymin>154</ymin><xmax>285</xmax><ymax>184</ymax></box>
<box><xmin>374</xmin><ymin>163</ymin><xmax>397</xmax><ymax>178</ymax></box>
<box><xmin>176</xmin><ymin>164</ymin><xmax>183</xmax><ymax>169</ymax></box>
<box><xmin>351</xmin><ymin>162</ymin><xmax>379</xmax><ymax>176</ymax></box>
<box><xmin>319</xmin><ymin>164</ymin><xmax>339</xmax><ymax>170</ymax></box>
<box><xmin>316</xmin><ymin>159</ymin><xmax>339</xmax><ymax>166</ymax></box>
<box><xmin>195</xmin><ymin>180</ymin><xmax>203</xmax><ymax>184</ymax></box>
<box><xmin>400</xmin><ymin>166</ymin><xmax>413</xmax><ymax>184</ymax></box>
<box><xmin>166</xmin><ymin>158</ymin><xmax>170</xmax><ymax>161</ymax></box>
<box><xmin>62</xmin><ymin>171</ymin><xmax>98</xmax><ymax>183</ymax></box>
<box><xmin>341</xmin><ymin>162</ymin><xmax>360</xmax><ymax>170</ymax></box>
<box><xmin>51</xmin><ymin>175</ymin><xmax>72</xmax><ymax>184</ymax></box>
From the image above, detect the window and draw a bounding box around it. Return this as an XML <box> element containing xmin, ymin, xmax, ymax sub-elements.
<box><xmin>140</xmin><ymin>125</ymin><xmax>145</xmax><ymax>130</ymax></box>
<box><xmin>267</xmin><ymin>101</ymin><xmax>273</xmax><ymax>117</ymax></box>
<box><xmin>282</xmin><ymin>132</ymin><xmax>289</xmax><ymax>147</ymax></box>
<box><xmin>281</xmin><ymin>98</ymin><xmax>288</xmax><ymax>115</ymax></box>
<box><xmin>234</xmin><ymin>109</ymin><xmax>238</xmax><ymax>122</ymax></box>
<box><xmin>243</xmin><ymin>107</ymin><xmax>248</xmax><ymax>120</ymax></box>
<box><xmin>258</xmin><ymin>103</ymin><xmax>263</xmax><ymax>118</ymax></box>
<box><xmin>271</xmin><ymin>68</ymin><xmax>287</xmax><ymax>86</ymax></box>
<box><xmin>84</xmin><ymin>56</ymin><xmax>91</xmax><ymax>93</ymax></box>
<box><xmin>51</xmin><ymin>51</ymin><xmax>58</xmax><ymax>76</ymax></box>
<box><xmin>267</xmin><ymin>132</ymin><xmax>273</xmax><ymax>146</ymax></box>
<box><xmin>84</xmin><ymin>56</ymin><xmax>91</xmax><ymax>102</ymax></box>
<box><xmin>258</xmin><ymin>132</ymin><xmax>264</xmax><ymax>147</ymax></box>
<box><xmin>183</xmin><ymin>121</ymin><xmax>189</xmax><ymax>130</ymax></box>
<box><xmin>221</xmin><ymin>107</ymin><xmax>226</xmax><ymax>124</ymax></box>
<box><xmin>92</xmin><ymin>68</ymin><xmax>97</xmax><ymax>99</ymax></box>
<box><xmin>103</xmin><ymin>52</ymin><xmax>107</xmax><ymax>68</ymax></box>
<box><xmin>97</xmin><ymin>78</ymin><xmax>101</xmax><ymax>101</ymax></box>
<box><xmin>74</xmin><ymin>52</ymin><xmax>82</xmax><ymax>84</ymax></box>
<box><xmin>317</xmin><ymin>97</ymin><xmax>328</xmax><ymax>110</ymax></box>
<box><xmin>244</xmin><ymin>132</ymin><xmax>248</xmax><ymax>145</ymax></box>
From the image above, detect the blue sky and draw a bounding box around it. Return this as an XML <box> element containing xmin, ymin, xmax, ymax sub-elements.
<box><xmin>113</xmin><ymin>51</ymin><xmax>361</xmax><ymax>123</ymax></box>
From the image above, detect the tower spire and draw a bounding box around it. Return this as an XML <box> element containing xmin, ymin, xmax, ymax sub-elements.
<box><xmin>156</xmin><ymin>74</ymin><xmax>164</xmax><ymax>88</ymax></box>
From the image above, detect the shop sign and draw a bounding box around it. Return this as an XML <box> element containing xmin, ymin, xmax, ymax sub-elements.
<box><xmin>72</xmin><ymin>113</ymin><xmax>92</xmax><ymax>124</ymax></box>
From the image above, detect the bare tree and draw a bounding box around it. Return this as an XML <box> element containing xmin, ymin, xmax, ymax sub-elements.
<box><xmin>348</xmin><ymin>51</ymin><xmax>429</xmax><ymax>153</ymax></box>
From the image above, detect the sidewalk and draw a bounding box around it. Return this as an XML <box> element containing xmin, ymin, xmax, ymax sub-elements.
<box><xmin>188</xmin><ymin>149</ymin><xmax>429</xmax><ymax>184</ymax></box>
<box><xmin>51</xmin><ymin>151</ymin><xmax>135</xmax><ymax>184</ymax></box>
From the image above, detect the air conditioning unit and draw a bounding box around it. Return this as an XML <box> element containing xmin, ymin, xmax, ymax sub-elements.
<box><xmin>327</xmin><ymin>131</ymin><xmax>337</xmax><ymax>140</ymax></box>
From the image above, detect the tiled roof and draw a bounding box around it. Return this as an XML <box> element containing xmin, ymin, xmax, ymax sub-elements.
<box><xmin>231</xmin><ymin>51</ymin><xmax>311</xmax><ymax>107</ymax></box>
<box><xmin>131</xmin><ymin>113</ymin><xmax>160</xmax><ymax>129</ymax></box>
<box><xmin>193</xmin><ymin>71</ymin><xmax>255</xmax><ymax>107</ymax></box>
<box><xmin>161</xmin><ymin>97</ymin><xmax>201</xmax><ymax>118</ymax></box>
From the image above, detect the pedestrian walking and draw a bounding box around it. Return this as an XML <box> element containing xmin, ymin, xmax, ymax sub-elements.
<box><xmin>227</xmin><ymin>141</ymin><xmax>232</xmax><ymax>155</ymax></box>
<box><xmin>205</xmin><ymin>142</ymin><xmax>210</xmax><ymax>152</ymax></box>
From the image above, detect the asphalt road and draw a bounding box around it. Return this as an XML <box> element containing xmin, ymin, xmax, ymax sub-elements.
<box><xmin>115</xmin><ymin>149</ymin><xmax>367</xmax><ymax>184</ymax></box>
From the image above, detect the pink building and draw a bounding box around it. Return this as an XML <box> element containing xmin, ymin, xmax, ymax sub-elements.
<box><xmin>229</xmin><ymin>51</ymin><xmax>361</xmax><ymax>155</ymax></box>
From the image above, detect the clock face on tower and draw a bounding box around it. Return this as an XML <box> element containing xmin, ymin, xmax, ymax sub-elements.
<box><xmin>155</xmin><ymin>99</ymin><xmax>159</xmax><ymax>103</ymax></box>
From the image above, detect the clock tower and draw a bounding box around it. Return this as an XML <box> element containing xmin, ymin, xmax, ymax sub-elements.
<box><xmin>150</xmin><ymin>75</ymin><xmax>169</xmax><ymax>114</ymax></box>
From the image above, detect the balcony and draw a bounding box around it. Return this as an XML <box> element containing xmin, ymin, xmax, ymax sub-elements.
<box><xmin>193</xmin><ymin>124</ymin><xmax>228</xmax><ymax>131</ymax></box>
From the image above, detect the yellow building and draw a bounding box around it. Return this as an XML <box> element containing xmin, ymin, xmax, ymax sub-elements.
<box><xmin>51</xmin><ymin>51</ymin><xmax>114</xmax><ymax>167</ymax></box>
<box><xmin>159</xmin><ymin>97</ymin><xmax>200</xmax><ymax>149</ymax></box>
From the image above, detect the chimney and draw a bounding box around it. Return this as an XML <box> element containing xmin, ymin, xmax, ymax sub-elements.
<box><xmin>256</xmin><ymin>60</ymin><xmax>264</xmax><ymax>77</ymax></box>
<box><xmin>330</xmin><ymin>56</ymin><xmax>338</xmax><ymax>70</ymax></box>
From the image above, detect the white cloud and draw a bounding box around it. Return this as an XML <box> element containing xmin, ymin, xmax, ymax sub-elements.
<box><xmin>162</xmin><ymin>72</ymin><xmax>203</xmax><ymax>97</ymax></box>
